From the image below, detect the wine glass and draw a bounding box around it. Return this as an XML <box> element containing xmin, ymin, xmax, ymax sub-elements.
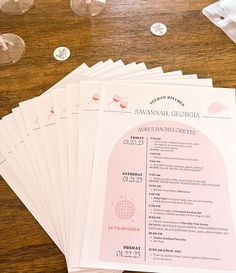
<box><xmin>0</xmin><ymin>0</ymin><xmax>34</xmax><ymax>15</ymax></box>
<box><xmin>120</xmin><ymin>100</ymin><xmax>128</xmax><ymax>112</ymax></box>
<box><xmin>0</xmin><ymin>33</ymin><xmax>25</xmax><ymax>66</ymax></box>
<box><xmin>0</xmin><ymin>0</ymin><xmax>34</xmax><ymax>66</ymax></box>
<box><xmin>88</xmin><ymin>92</ymin><xmax>100</xmax><ymax>104</ymax></box>
<box><xmin>108</xmin><ymin>94</ymin><xmax>121</xmax><ymax>106</ymax></box>
<box><xmin>47</xmin><ymin>106</ymin><xmax>55</xmax><ymax>120</ymax></box>
<box><xmin>70</xmin><ymin>0</ymin><xmax>106</xmax><ymax>17</ymax></box>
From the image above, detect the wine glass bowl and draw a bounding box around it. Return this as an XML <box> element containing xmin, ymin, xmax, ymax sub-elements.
<box><xmin>120</xmin><ymin>101</ymin><xmax>128</xmax><ymax>112</ymax></box>
<box><xmin>92</xmin><ymin>93</ymin><xmax>100</xmax><ymax>101</ymax></box>
<box><xmin>88</xmin><ymin>92</ymin><xmax>100</xmax><ymax>104</ymax></box>
<box><xmin>0</xmin><ymin>0</ymin><xmax>34</xmax><ymax>15</ymax></box>
<box><xmin>108</xmin><ymin>95</ymin><xmax>121</xmax><ymax>105</ymax></box>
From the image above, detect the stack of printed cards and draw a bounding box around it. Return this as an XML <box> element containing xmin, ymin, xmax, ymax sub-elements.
<box><xmin>1</xmin><ymin>59</ymin><xmax>236</xmax><ymax>273</ymax></box>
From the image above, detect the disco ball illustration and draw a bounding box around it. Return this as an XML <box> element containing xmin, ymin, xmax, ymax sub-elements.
<box><xmin>115</xmin><ymin>199</ymin><xmax>135</xmax><ymax>220</ymax></box>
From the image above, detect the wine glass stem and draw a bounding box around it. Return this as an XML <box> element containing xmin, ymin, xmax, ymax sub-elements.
<box><xmin>12</xmin><ymin>0</ymin><xmax>22</xmax><ymax>10</ymax></box>
<box><xmin>0</xmin><ymin>35</ymin><xmax>9</xmax><ymax>51</ymax></box>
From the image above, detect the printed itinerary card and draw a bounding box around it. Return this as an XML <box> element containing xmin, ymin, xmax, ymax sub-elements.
<box><xmin>2</xmin><ymin>60</ymin><xmax>236</xmax><ymax>273</ymax></box>
<box><xmin>81</xmin><ymin>82</ymin><xmax>236</xmax><ymax>273</ymax></box>
<box><xmin>70</xmin><ymin>77</ymin><xmax>213</xmax><ymax>269</ymax></box>
<box><xmin>70</xmin><ymin>70</ymin><xmax>195</xmax><ymax>269</ymax></box>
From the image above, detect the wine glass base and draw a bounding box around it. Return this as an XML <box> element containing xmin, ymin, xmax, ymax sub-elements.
<box><xmin>71</xmin><ymin>0</ymin><xmax>105</xmax><ymax>17</ymax></box>
<box><xmin>1</xmin><ymin>0</ymin><xmax>34</xmax><ymax>15</ymax></box>
<box><xmin>0</xmin><ymin>33</ymin><xmax>25</xmax><ymax>66</ymax></box>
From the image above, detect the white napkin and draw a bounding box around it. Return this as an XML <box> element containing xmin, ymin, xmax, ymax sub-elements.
<box><xmin>203</xmin><ymin>0</ymin><xmax>236</xmax><ymax>43</ymax></box>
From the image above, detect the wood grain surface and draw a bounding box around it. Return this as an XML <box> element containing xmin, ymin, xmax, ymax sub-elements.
<box><xmin>0</xmin><ymin>0</ymin><xmax>236</xmax><ymax>272</ymax></box>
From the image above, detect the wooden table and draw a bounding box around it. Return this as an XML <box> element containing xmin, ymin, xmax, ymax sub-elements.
<box><xmin>0</xmin><ymin>0</ymin><xmax>236</xmax><ymax>272</ymax></box>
